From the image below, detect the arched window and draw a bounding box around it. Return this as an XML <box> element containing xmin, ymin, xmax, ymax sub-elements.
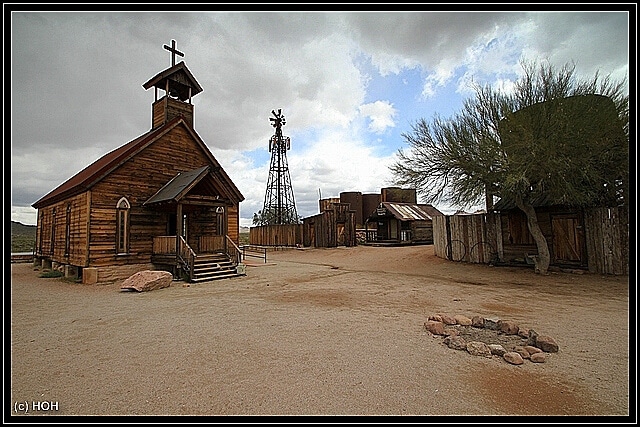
<box><xmin>216</xmin><ymin>206</ymin><xmax>224</xmax><ymax>236</ymax></box>
<box><xmin>116</xmin><ymin>197</ymin><xmax>130</xmax><ymax>254</ymax></box>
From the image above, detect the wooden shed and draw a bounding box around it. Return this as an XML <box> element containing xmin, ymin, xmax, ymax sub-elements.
<box><xmin>32</xmin><ymin>44</ymin><xmax>245</xmax><ymax>284</ymax></box>
<box><xmin>433</xmin><ymin>204</ymin><xmax>629</xmax><ymax>275</ymax></box>
<box><xmin>302</xmin><ymin>201</ymin><xmax>357</xmax><ymax>247</ymax></box>
<box><xmin>364</xmin><ymin>202</ymin><xmax>444</xmax><ymax>245</ymax></box>
<box><xmin>492</xmin><ymin>197</ymin><xmax>629</xmax><ymax>274</ymax></box>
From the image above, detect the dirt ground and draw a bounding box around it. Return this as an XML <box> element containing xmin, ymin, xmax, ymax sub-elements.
<box><xmin>9</xmin><ymin>245</ymin><xmax>631</xmax><ymax>419</ymax></box>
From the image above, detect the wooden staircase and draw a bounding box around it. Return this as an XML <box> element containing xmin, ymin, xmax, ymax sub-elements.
<box><xmin>191</xmin><ymin>253</ymin><xmax>244</xmax><ymax>283</ymax></box>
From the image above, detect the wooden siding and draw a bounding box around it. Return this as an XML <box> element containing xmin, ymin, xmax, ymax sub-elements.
<box><xmin>432</xmin><ymin>215</ymin><xmax>448</xmax><ymax>258</ymax></box>
<box><xmin>199</xmin><ymin>235</ymin><xmax>225</xmax><ymax>253</ymax></box>
<box><xmin>227</xmin><ymin>205</ymin><xmax>239</xmax><ymax>244</ymax></box>
<box><xmin>152</xmin><ymin>96</ymin><xmax>194</xmax><ymax>128</ymax></box>
<box><xmin>34</xmin><ymin>192</ymin><xmax>89</xmax><ymax>267</ymax></box>
<box><xmin>250</xmin><ymin>224</ymin><xmax>303</xmax><ymax>247</ymax></box>
<box><xmin>381</xmin><ymin>187</ymin><xmax>417</xmax><ymax>203</ymax></box>
<box><xmin>302</xmin><ymin>207</ymin><xmax>356</xmax><ymax>248</ymax></box>
<box><xmin>93</xmin><ymin>263</ymin><xmax>155</xmax><ymax>284</ymax></box>
<box><xmin>187</xmin><ymin>208</ymin><xmax>219</xmax><ymax>250</ymax></box>
<box><xmin>319</xmin><ymin>198</ymin><xmax>341</xmax><ymax>212</ymax></box>
<box><xmin>153</xmin><ymin>236</ymin><xmax>176</xmax><ymax>254</ymax></box>
<box><xmin>410</xmin><ymin>220</ymin><xmax>433</xmax><ymax>243</ymax></box>
<box><xmin>584</xmin><ymin>206</ymin><xmax>629</xmax><ymax>275</ymax></box>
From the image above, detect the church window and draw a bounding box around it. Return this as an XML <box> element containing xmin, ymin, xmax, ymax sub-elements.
<box><xmin>116</xmin><ymin>197</ymin><xmax>131</xmax><ymax>254</ymax></box>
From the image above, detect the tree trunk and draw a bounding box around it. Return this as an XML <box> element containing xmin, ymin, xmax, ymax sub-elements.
<box><xmin>515</xmin><ymin>196</ymin><xmax>550</xmax><ymax>275</ymax></box>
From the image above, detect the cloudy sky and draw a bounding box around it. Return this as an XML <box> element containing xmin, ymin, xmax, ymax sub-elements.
<box><xmin>9</xmin><ymin>6</ymin><xmax>631</xmax><ymax>227</ymax></box>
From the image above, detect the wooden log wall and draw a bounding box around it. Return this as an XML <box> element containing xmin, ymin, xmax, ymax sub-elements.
<box><xmin>584</xmin><ymin>206</ymin><xmax>629</xmax><ymax>275</ymax></box>
<box><xmin>249</xmin><ymin>224</ymin><xmax>303</xmax><ymax>246</ymax></box>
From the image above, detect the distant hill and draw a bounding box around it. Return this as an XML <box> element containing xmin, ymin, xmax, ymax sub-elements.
<box><xmin>12</xmin><ymin>220</ymin><xmax>36</xmax><ymax>235</ymax></box>
<box><xmin>11</xmin><ymin>221</ymin><xmax>36</xmax><ymax>253</ymax></box>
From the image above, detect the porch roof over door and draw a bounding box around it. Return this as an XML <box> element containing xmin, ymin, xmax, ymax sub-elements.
<box><xmin>144</xmin><ymin>165</ymin><xmax>226</xmax><ymax>206</ymax></box>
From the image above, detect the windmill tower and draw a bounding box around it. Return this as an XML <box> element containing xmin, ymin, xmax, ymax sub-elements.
<box><xmin>258</xmin><ymin>109</ymin><xmax>299</xmax><ymax>225</ymax></box>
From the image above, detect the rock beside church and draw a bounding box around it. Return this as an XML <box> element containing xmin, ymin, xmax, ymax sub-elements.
<box><xmin>121</xmin><ymin>270</ymin><xmax>173</xmax><ymax>292</ymax></box>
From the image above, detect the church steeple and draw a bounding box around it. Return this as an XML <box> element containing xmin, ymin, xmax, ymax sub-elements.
<box><xmin>142</xmin><ymin>39</ymin><xmax>203</xmax><ymax>129</ymax></box>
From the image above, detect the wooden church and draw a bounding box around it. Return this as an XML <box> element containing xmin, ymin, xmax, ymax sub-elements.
<box><xmin>32</xmin><ymin>40</ymin><xmax>245</xmax><ymax>284</ymax></box>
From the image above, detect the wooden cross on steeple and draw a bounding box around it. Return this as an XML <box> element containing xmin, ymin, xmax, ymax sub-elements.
<box><xmin>163</xmin><ymin>39</ymin><xmax>184</xmax><ymax>66</ymax></box>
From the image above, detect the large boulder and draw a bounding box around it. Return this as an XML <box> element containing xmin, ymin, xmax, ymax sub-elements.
<box><xmin>121</xmin><ymin>270</ymin><xmax>173</xmax><ymax>292</ymax></box>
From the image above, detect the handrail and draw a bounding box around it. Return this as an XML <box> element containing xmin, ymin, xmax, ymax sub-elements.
<box><xmin>225</xmin><ymin>235</ymin><xmax>242</xmax><ymax>265</ymax></box>
<box><xmin>241</xmin><ymin>244</ymin><xmax>267</xmax><ymax>263</ymax></box>
<box><xmin>177</xmin><ymin>235</ymin><xmax>196</xmax><ymax>281</ymax></box>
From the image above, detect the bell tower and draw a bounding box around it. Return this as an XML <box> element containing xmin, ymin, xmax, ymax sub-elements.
<box><xmin>142</xmin><ymin>39</ymin><xmax>203</xmax><ymax>129</ymax></box>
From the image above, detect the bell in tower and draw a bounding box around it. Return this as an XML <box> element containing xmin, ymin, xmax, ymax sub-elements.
<box><xmin>142</xmin><ymin>39</ymin><xmax>203</xmax><ymax>129</ymax></box>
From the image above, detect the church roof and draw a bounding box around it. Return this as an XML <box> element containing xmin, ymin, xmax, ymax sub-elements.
<box><xmin>32</xmin><ymin>117</ymin><xmax>244</xmax><ymax>208</ymax></box>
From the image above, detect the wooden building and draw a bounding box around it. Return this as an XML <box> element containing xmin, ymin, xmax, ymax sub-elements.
<box><xmin>359</xmin><ymin>187</ymin><xmax>443</xmax><ymax>245</ymax></box>
<box><xmin>32</xmin><ymin>42</ymin><xmax>245</xmax><ymax>284</ymax></box>
<box><xmin>302</xmin><ymin>200</ymin><xmax>357</xmax><ymax>247</ymax></box>
<box><xmin>432</xmin><ymin>203</ymin><xmax>628</xmax><ymax>275</ymax></box>
<box><xmin>365</xmin><ymin>202</ymin><xmax>444</xmax><ymax>245</ymax></box>
<box><xmin>492</xmin><ymin>198</ymin><xmax>628</xmax><ymax>274</ymax></box>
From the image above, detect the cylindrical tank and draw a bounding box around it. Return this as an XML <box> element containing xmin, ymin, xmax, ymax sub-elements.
<box><xmin>362</xmin><ymin>193</ymin><xmax>381</xmax><ymax>227</ymax></box>
<box><xmin>340</xmin><ymin>192</ymin><xmax>363</xmax><ymax>227</ymax></box>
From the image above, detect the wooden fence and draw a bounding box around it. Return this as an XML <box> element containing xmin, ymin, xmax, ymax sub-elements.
<box><xmin>434</xmin><ymin>206</ymin><xmax>628</xmax><ymax>275</ymax></box>
<box><xmin>433</xmin><ymin>213</ymin><xmax>501</xmax><ymax>264</ymax></box>
<box><xmin>584</xmin><ymin>206</ymin><xmax>629</xmax><ymax>275</ymax></box>
<box><xmin>249</xmin><ymin>224</ymin><xmax>303</xmax><ymax>247</ymax></box>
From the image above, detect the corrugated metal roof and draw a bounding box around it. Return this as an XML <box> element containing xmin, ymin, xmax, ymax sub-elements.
<box><xmin>379</xmin><ymin>202</ymin><xmax>444</xmax><ymax>221</ymax></box>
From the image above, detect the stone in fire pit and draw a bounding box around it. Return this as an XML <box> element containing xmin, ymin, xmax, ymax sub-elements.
<box><xmin>424</xmin><ymin>314</ymin><xmax>559</xmax><ymax>365</ymax></box>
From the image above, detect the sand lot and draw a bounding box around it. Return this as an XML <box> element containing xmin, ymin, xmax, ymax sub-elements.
<box><xmin>9</xmin><ymin>245</ymin><xmax>630</xmax><ymax>419</ymax></box>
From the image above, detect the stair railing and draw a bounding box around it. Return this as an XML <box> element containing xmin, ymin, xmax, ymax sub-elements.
<box><xmin>225</xmin><ymin>235</ymin><xmax>242</xmax><ymax>266</ymax></box>
<box><xmin>177</xmin><ymin>235</ymin><xmax>196</xmax><ymax>281</ymax></box>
